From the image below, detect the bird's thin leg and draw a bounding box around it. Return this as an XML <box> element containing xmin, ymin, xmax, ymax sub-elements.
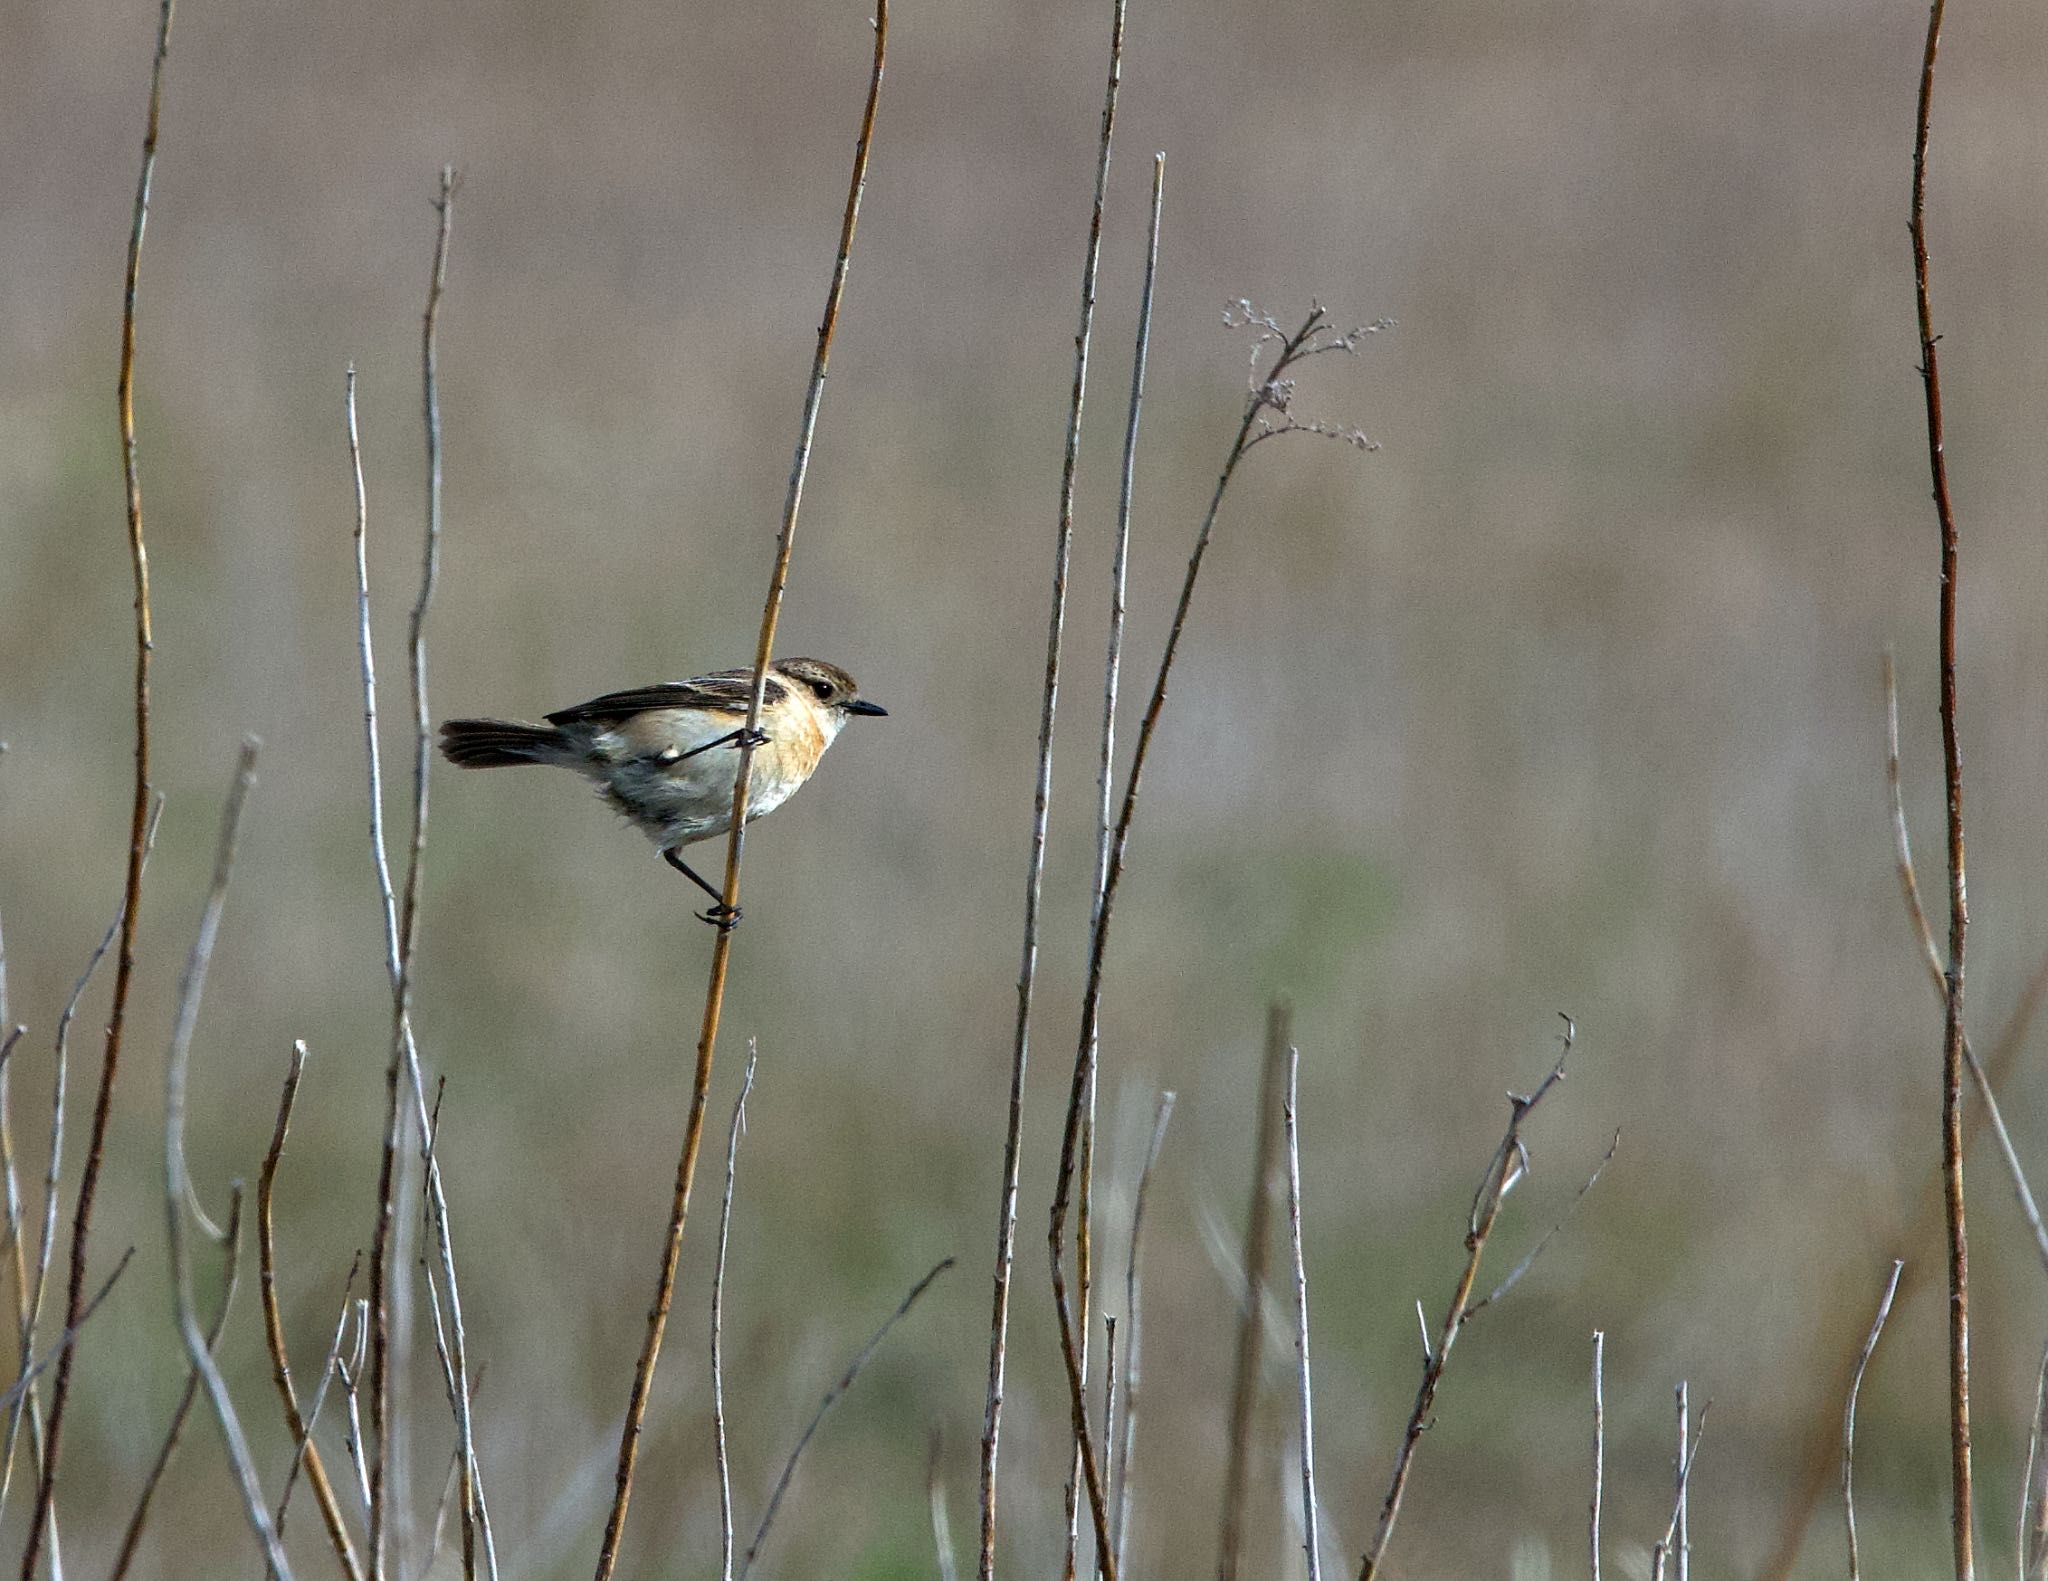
<box><xmin>663</xmin><ymin>848</ymin><xmax>744</xmax><ymax>931</ymax></box>
<box><xmin>674</xmin><ymin>726</ymin><xmax>772</xmax><ymax>763</ymax></box>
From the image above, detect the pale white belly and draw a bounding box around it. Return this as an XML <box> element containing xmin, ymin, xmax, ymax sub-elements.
<box><xmin>573</xmin><ymin>714</ymin><xmax>819</xmax><ymax>849</ymax></box>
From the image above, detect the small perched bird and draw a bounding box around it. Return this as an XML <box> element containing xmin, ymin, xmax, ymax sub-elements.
<box><xmin>439</xmin><ymin>657</ymin><xmax>886</xmax><ymax>928</ymax></box>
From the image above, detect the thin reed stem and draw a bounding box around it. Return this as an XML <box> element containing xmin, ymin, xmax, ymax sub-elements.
<box><xmin>1283</xmin><ymin>1047</ymin><xmax>1320</xmax><ymax>1581</ymax></box>
<box><xmin>713</xmin><ymin>1050</ymin><xmax>758</xmax><ymax>1581</ymax></box>
<box><xmin>594</xmin><ymin>13</ymin><xmax>885</xmax><ymax>1574</ymax></box>
<box><xmin>1111</xmin><ymin>1089</ymin><xmax>1172</xmax><ymax>1574</ymax></box>
<box><xmin>1843</xmin><ymin>1259</ymin><xmax>1902</xmax><ymax>1581</ymax></box>
<box><xmin>1590</xmin><ymin>1333</ymin><xmax>1604</xmax><ymax>1581</ymax></box>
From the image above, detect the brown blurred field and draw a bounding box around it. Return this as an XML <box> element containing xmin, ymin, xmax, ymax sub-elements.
<box><xmin>7</xmin><ymin>0</ymin><xmax>2048</xmax><ymax>1575</ymax></box>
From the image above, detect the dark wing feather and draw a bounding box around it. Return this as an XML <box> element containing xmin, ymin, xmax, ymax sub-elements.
<box><xmin>544</xmin><ymin>670</ymin><xmax>786</xmax><ymax>728</ymax></box>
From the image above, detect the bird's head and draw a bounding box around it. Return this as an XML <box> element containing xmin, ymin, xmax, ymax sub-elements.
<box><xmin>773</xmin><ymin>658</ymin><xmax>888</xmax><ymax>739</ymax></box>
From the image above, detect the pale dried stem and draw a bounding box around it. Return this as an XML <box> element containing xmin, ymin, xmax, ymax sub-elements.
<box><xmin>272</xmin><ymin>1256</ymin><xmax>364</xmax><ymax>1562</ymax></box>
<box><xmin>713</xmin><ymin>1050</ymin><xmax>758</xmax><ymax>1581</ymax></box>
<box><xmin>736</xmin><ymin>1257</ymin><xmax>953</xmax><ymax>1580</ymax></box>
<box><xmin>1843</xmin><ymin>1259</ymin><xmax>1903</xmax><ymax>1581</ymax></box>
<box><xmin>1590</xmin><ymin>1332</ymin><xmax>1604</xmax><ymax>1581</ymax></box>
<box><xmin>595</xmin><ymin>13</ymin><xmax>885</xmax><ymax>1575</ymax></box>
<box><xmin>1283</xmin><ymin>1047</ymin><xmax>1321</xmax><ymax>1581</ymax></box>
<box><xmin>1111</xmin><ymin>1089</ymin><xmax>1172</xmax><ymax>1574</ymax></box>
<box><xmin>2022</xmin><ymin>1334</ymin><xmax>2048</xmax><ymax>1581</ymax></box>
<box><xmin>1649</xmin><ymin>1402</ymin><xmax>1710</xmax><ymax>1581</ymax></box>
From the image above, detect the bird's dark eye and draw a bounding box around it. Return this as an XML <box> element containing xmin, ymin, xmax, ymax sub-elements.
<box><xmin>809</xmin><ymin>679</ymin><xmax>834</xmax><ymax>700</ymax></box>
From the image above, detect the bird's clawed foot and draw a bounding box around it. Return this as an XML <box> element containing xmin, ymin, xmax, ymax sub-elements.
<box><xmin>696</xmin><ymin>903</ymin><xmax>743</xmax><ymax>932</ymax></box>
<box><xmin>735</xmin><ymin>726</ymin><xmax>771</xmax><ymax>751</ymax></box>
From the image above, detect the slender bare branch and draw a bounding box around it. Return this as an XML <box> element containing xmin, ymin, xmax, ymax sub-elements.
<box><xmin>1219</xmin><ymin>1005</ymin><xmax>1290</xmax><ymax>1581</ymax></box>
<box><xmin>1471</xmin><ymin>1130</ymin><xmax>1618</xmax><ymax>1316</ymax></box>
<box><xmin>985</xmin><ymin>4</ymin><xmax>1123</xmax><ymax>1574</ymax></box>
<box><xmin>337</xmin><ymin>1302</ymin><xmax>374</xmax><ymax>1518</ymax></box>
<box><xmin>273</xmin><ymin>1257</ymin><xmax>364</xmax><ymax>1560</ymax></box>
<box><xmin>0</xmin><ymin>1246</ymin><xmax>135</xmax><ymax>1416</ymax></box>
<box><xmin>1356</xmin><ymin>1016</ymin><xmax>1580</xmax><ymax>1581</ymax></box>
<box><xmin>595</xmin><ymin>13</ymin><xmax>886</xmax><ymax>1575</ymax></box>
<box><xmin>1283</xmin><ymin>1047</ymin><xmax>1321</xmax><ymax>1581</ymax></box>
<box><xmin>25</xmin><ymin>1</ymin><xmax>172</xmax><ymax>1565</ymax></box>
<box><xmin>161</xmin><ymin>743</ymin><xmax>293</xmax><ymax>1579</ymax></box>
<box><xmin>2022</xmin><ymin>1334</ymin><xmax>2048</xmax><ymax>1581</ymax></box>
<box><xmin>1590</xmin><ymin>1332</ymin><xmax>1604</xmax><ymax>1581</ymax></box>
<box><xmin>1649</xmin><ymin>1402</ymin><xmax>1710</xmax><ymax>1581</ymax></box>
<box><xmin>1111</xmin><ymin>1089</ymin><xmax>1173</xmax><ymax>1575</ymax></box>
<box><xmin>1843</xmin><ymin>1260</ymin><xmax>1903</xmax><ymax>1581</ymax></box>
<box><xmin>737</xmin><ymin>1256</ymin><xmax>953</xmax><ymax>1581</ymax></box>
<box><xmin>713</xmin><ymin>1050</ymin><xmax>758</xmax><ymax>1581</ymax></box>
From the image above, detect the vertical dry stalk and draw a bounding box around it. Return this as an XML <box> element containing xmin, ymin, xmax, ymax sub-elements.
<box><xmin>1842</xmin><ymin>1259</ymin><xmax>1903</xmax><ymax>1581</ymax></box>
<box><xmin>1282</xmin><ymin>1046</ymin><xmax>1321</xmax><ymax>1581</ymax></box>
<box><xmin>1356</xmin><ymin>1023</ymin><xmax>1575</xmax><ymax>1581</ymax></box>
<box><xmin>1649</xmin><ymin>1404</ymin><xmax>1709</xmax><ymax>1581</ymax></box>
<box><xmin>1218</xmin><ymin>1005</ymin><xmax>1291</xmax><ymax>1581</ymax></box>
<box><xmin>593</xmin><ymin>12</ymin><xmax>885</xmax><ymax>1576</ymax></box>
<box><xmin>982</xmin><ymin>4</ymin><xmax>1124</xmax><ymax>1575</ymax></box>
<box><xmin>1673</xmin><ymin>1383</ymin><xmax>1690</xmax><ymax>1581</ymax></box>
<box><xmin>24</xmin><ymin>2</ymin><xmax>172</xmax><ymax>1568</ymax></box>
<box><xmin>1590</xmin><ymin>1332</ymin><xmax>1604</xmax><ymax>1581</ymax></box>
<box><xmin>2021</xmin><ymin>1336</ymin><xmax>2048</xmax><ymax>1581</ymax></box>
<box><xmin>1111</xmin><ymin>1089</ymin><xmax>1173</xmax><ymax>1574</ymax></box>
<box><xmin>712</xmin><ymin>1050</ymin><xmax>758</xmax><ymax>1581</ymax></box>
<box><xmin>1909</xmin><ymin>4</ymin><xmax>1973</xmax><ymax>1575</ymax></box>
<box><xmin>161</xmin><ymin>743</ymin><xmax>294</xmax><ymax>1579</ymax></box>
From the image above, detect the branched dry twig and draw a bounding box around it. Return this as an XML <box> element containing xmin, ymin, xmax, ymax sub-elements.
<box><xmin>1649</xmin><ymin>1402</ymin><xmax>1710</xmax><ymax>1581</ymax></box>
<box><xmin>1908</xmin><ymin>0</ymin><xmax>1974</xmax><ymax>1572</ymax></box>
<box><xmin>338</xmin><ymin>1300</ymin><xmax>374</xmax><ymax>1518</ymax></box>
<box><xmin>261</xmin><ymin>1044</ymin><xmax>367</xmax><ymax>1580</ymax></box>
<box><xmin>1356</xmin><ymin>1015</ymin><xmax>1589</xmax><ymax>1581</ymax></box>
<box><xmin>985</xmin><ymin>4</ymin><xmax>1123</xmax><ymax>1575</ymax></box>
<box><xmin>1843</xmin><ymin>1259</ymin><xmax>1903</xmax><ymax>1581</ymax></box>
<box><xmin>595</xmin><ymin>14</ymin><xmax>886</xmax><ymax>1576</ymax></box>
<box><xmin>1218</xmin><ymin>1005</ymin><xmax>1291</xmax><ymax>1581</ymax></box>
<box><xmin>737</xmin><ymin>1256</ymin><xmax>954</xmax><ymax>1580</ymax></box>
<box><xmin>25</xmin><ymin>2</ymin><xmax>173</xmax><ymax>1568</ymax></box>
<box><xmin>1282</xmin><ymin>1046</ymin><xmax>1321</xmax><ymax>1581</ymax></box>
<box><xmin>274</xmin><ymin>1259</ymin><xmax>363</xmax><ymax>1551</ymax></box>
<box><xmin>162</xmin><ymin>742</ymin><xmax>294</xmax><ymax>1579</ymax></box>
<box><xmin>713</xmin><ymin>1049</ymin><xmax>759</xmax><ymax>1581</ymax></box>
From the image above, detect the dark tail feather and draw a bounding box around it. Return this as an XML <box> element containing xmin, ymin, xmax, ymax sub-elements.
<box><xmin>438</xmin><ymin>718</ymin><xmax>569</xmax><ymax>768</ymax></box>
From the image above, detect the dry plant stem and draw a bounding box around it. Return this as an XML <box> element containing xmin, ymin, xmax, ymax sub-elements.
<box><xmin>736</xmin><ymin>1256</ymin><xmax>953</xmax><ymax>1581</ymax></box>
<box><xmin>1283</xmin><ymin>1048</ymin><xmax>1322</xmax><ymax>1581</ymax></box>
<box><xmin>272</xmin><ymin>1261</ymin><xmax>363</xmax><ymax>1555</ymax></box>
<box><xmin>1674</xmin><ymin>1383</ymin><xmax>1690</xmax><ymax>1581</ymax></box>
<box><xmin>260</xmin><ymin>1044</ymin><xmax>366</xmax><ymax>1581</ymax></box>
<box><xmin>337</xmin><ymin>1304</ymin><xmax>374</xmax><ymax>1517</ymax></box>
<box><xmin>1051</xmin><ymin>307</ymin><xmax>1338</xmax><ymax>1581</ymax></box>
<box><xmin>2022</xmin><ymin>1337</ymin><xmax>2048</xmax><ymax>1581</ymax></box>
<box><xmin>1356</xmin><ymin>1022</ymin><xmax>1576</xmax><ymax>1581</ymax></box>
<box><xmin>1218</xmin><ymin>1006</ymin><xmax>1290</xmax><ymax>1581</ymax></box>
<box><xmin>713</xmin><ymin>1051</ymin><xmax>758</xmax><ymax>1581</ymax></box>
<box><xmin>161</xmin><ymin>743</ymin><xmax>294</xmax><ymax>1579</ymax></box>
<box><xmin>981</xmin><ymin>3</ymin><xmax>1122</xmax><ymax>1574</ymax></box>
<box><xmin>594</xmin><ymin>14</ymin><xmax>884</xmax><ymax>1576</ymax></box>
<box><xmin>1111</xmin><ymin>1090</ymin><xmax>1173</xmax><ymax>1574</ymax></box>
<box><xmin>23</xmin><ymin>3</ymin><xmax>170</xmax><ymax>1570</ymax></box>
<box><xmin>108</xmin><ymin>1188</ymin><xmax>245</xmax><ymax>1580</ymax></box>
<box><xmin>0</xmin><ymin>1248</ymin><xmax>134</xmax><ymax>1417</ymax></box>
<box><xmin>1590</xmin><ymin>1332</ymin><xmax>1604</xmax><ymax>1581</ymax></box>
<box><xmin>0</xmin><ymin>1016</ymin><xmax>61</xmax><ymax>1581</ymax></box>
<box><xmin>1910</xmin><ymin>6</ymin><xmax>1973</xmax><ymax>1575</ymax></box>
<box><xmin>1842</xmin><ymin>1259</ymin><xmax>1903</xmax><ymax>1581</ymax></box>
<box><xmin>1882</xmin><ymin>657</ymin><xmax>2048</xmax><ymax>1269</ymax></box>
<box><xmin>1649</xmin><ymin>1404</ymin><xmax>1709</xmax><ymax>1581</ymax></box>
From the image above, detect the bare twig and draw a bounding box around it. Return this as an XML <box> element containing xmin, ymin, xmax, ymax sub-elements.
<box><xmin>985</xmin><ymin>5</ymin><xmax>1122</xmax><ymax>1576</ymax></box>
<box><xmin>1675</xmin><ymin>1384</ymin><xmax>1691</xmax><ymax>1581</ymax></box>
<box><xmin>162</xmin><ymin>742</ymin><xmax>294</xmax><ymax>1579</ymax></box>
<box><xmin>273</xmin><ymin>1257</ymin><xmax>363</xmax><ymax>1554</ymax></box>
<box><xmin>1649</xmin><ymin>1402</ymin><xmax>1710</xmax><ymax>1581</ymax></box>
<box><xmin>713</xmin><ymin>1050</ymin><xmax>758</xmax><ymax>1581</ymax></box>
<box><xmin>1590</xmin><ymin>1332</ymin><xmax>1604</xmax><ymax>1581</ymax></box>
<box><xmin>1356</xmin><ymin>1015</ymin><xmax>1580</xmax><ymax>1581</ymax></box>
<box><xmin>2022</xmin><ymin>1334</ymin><xmax>2048</xmax><ymax>1581</ymax></box>
<box><xmin>337</xmin><ymin>1302</ymin><xmax>374</xmax><ymax>1518</ymax></box>
<box><xmin>1843</xmin><ymin>1260</ymin><xmax>1903</xmax><ymax>1581</ymax></box>
<box><xmin>24</xmin><ymin>0</ymin><xmax>172</xmax><ymax>1565</ymax></box>
<box><xmin>0</xmin><ymin>1248</ymin><xmax>134</xmax><ymax>1417</ymax></box>
<box><xmin>595</xmin><ymin>14</ymin><xmax>885</xmax><ymax>1576</ymax></box>
<box><xmin>260</xmin><ymin>1045</ymin><xmax>366</xmax><ymax>1580</ymax></box>
<box><xmin>1112</xmin><ymin>1090</ymin><xmax>1173</xmax><ymax>1575</ymax></box>
<box><xmin>1218</xmin><ymin>1005</ymin><xmax>1291</xmax><ymax>1581</ymax></box>
<box><xmin>736</xmin><ymin>1256</ymin><xmax>953</xmax><ymax>1581</ymax></box>
<box><xmin>1283</xmin><ymin>1047</ymin><xmax>1321</xmax><ymax>1581</ymax></box>
<box><xmin>108</xmin><ymin>1185</ymin><xmax>246</xmax><ymax>1580</ymax></box>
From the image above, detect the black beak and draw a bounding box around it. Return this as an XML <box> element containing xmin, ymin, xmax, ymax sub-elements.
<box><xmin>842</xmin><ymin>698</ymin><xmax>888</xmax><ymax>718</ymax></box>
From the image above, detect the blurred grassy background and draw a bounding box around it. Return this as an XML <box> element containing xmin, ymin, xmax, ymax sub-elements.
<box><xmin>6</xmin><ymin>0</ymin><xmax>2048</xmax><ymax>1574</ymax></box>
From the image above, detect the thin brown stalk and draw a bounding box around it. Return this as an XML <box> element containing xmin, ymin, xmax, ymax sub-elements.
<box><xmin>1843</xmin><ymin>1259</ymin><xmax>1903</xmax><ymax>1581</ymax></box>
<box><xmin>593</xmin><ymin>13</ymin><xmax>885</xmax><ymax>1576</ymax></box>
<box><xmin>984</xmin><ymin>5</ymin><xmax>1123</xmax><ymax>1575</ymax></box>
<box><xmin>108</xmin><ymin>1187</ymin><xmax>245</xmax><ymax>1580</ymax></box>
<box><xmin>1053</xmin><ymin>305</ymin><xmax>1352</xmax><ymax>1581</ymax></box>
<box><xmin>1282</xmin><ymin>1047</ymin><xmax>1321</xmax><ymax>1581</ymax></box>
<box><xmin>1590</xmin><ymin>1332</ymin><xmax>1604</xmax><ymax>1581</ymax></box>
<box><xmin>161</xmin><ymin>742</ymin><xmax>293</xmax><ymax>1579</ymax></box>
<box><xmin>24</xmin><ymin>0</ymin><xmax>171</xmax><ymax>1566</ymax></box>
<box><xmin>1218</xmin><ymin>1005</ymin><xmax>1290</xmax><ymax>1581</ymax></box>
<box><xmin>713</xmin><ymin>1050</ymin><xmax>759</xmax><ymax>1581</ymax></box>
<box><xmin>1356</xmin><ymin>1018</ymin><xmax>1577</xmax><ymax>1581</ymax></box>
<box><xmin>1650</xmin><ymin>1402</ymin><xmax>1710</xmax><ymax>1581</ymax></box>
<box><xmin>736</xmin><ymin>1257</ymin><xmax>953</xmax><ymax>1581</ymax></box>
<box><xmin>260</xmin><ymin>1044</ymin><xmax>366</xmax><ymax>1581</ymax></box>
<box><xmin>1910</xmin><ymin>3</ymin><xmax>1973</xmax><ymax>1573</ymax></box>
<box><xmin>272</xmin><ymin>1257</ymin><xmax>363</xmax><ymax>1559</ymax></box>
<box><xmin>1111</xmin><ymin>1089</ymin><xmax>1172</xmax><ymax>1575</ymax></box>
